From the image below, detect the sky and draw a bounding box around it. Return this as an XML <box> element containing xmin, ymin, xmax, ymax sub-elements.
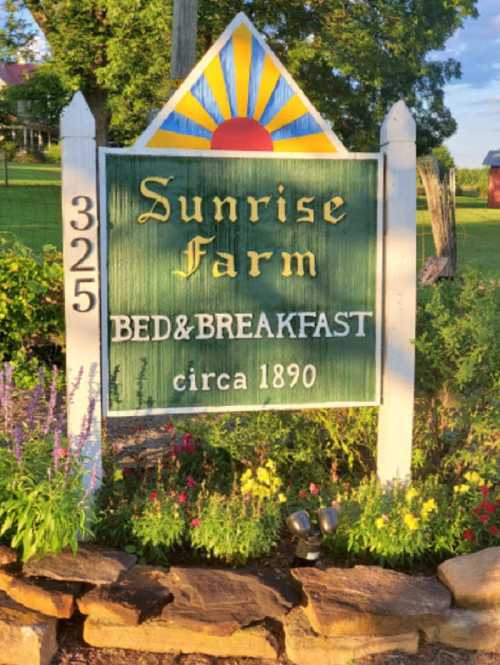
<box><xmin>2</xmin><ymin>1</ymin><xmax>498</xmax><ymax>167</ymax></box>
<box><xmin>442</xmin><ymin>0</ymin><xmax>500</xmax><ymax>167</ymax></box>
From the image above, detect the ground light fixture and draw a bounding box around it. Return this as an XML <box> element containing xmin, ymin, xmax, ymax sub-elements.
<box><xmin>287</xmin><ymin>507</ymin><xmax>338</xmax><ymax>564</ymax></box>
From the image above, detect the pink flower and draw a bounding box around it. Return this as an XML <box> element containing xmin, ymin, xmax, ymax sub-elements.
<box><xmin>182</xmin><ymin>433</ymin><xmax>193</xmax><ymax>446</ymax></box>
<box><xmin>309</xmin><ymin>483</ymin><xmax>320</xmax><ymax>496</ymax></box>
<box><xmin>191</xmin><ymin>518</ymin><xmax>201</xmax><ymax>528</ymax></box>
<box><xmin>186</xmin><ymin>475</ymin><xmax>196</xmax><ymax>489</ymax></box>
<box><xmin>55</xmin><ymin>448</ymin><xmax>68</xmax><ymax>459</ymax></box>
<box><xmin>149</xmin><ymin>490</ymin><xmax>158</xmax><ymax>502</ymax></box>
<box><xmin>177</xmin><ymin>492</ymin><xmax>188</xmax><ymax>504</ymax></box>
<box><xmin>298</xmin><ymin>489</ymin><xmax>308</xmax><ymax>499</ymax></box>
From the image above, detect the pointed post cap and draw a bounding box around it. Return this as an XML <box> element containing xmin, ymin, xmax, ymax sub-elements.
<box><xmin>60</xmin><ymin>92</ymin><xmax>95</xmax><ymax>139</ymax></box>
<box><xmin>380</xmin><ymin>100</ymin><xmax>416</xmax><ymax>145</ymax></box>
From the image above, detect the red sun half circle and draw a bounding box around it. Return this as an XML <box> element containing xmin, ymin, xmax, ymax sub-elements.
<box><xmin>211</xmin><ymin>117</ymin><xmax>273</xmax><ymax>151</ymax></box>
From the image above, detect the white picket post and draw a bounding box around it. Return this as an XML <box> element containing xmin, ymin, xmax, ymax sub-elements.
<box><xmin>377</xmin><ymin>100</ymin><xmax>417</xmax><ymax>482</ymax></box>
<box><xmin>60</xmin><ymin>92</ymin><xmax>102</xmax><ymax>492</ymax></box>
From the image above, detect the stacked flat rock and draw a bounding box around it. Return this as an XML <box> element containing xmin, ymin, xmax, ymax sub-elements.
<box><xmin>0</xmin><ymin>590</ymin><xmax>57</xmax><ymax>665</ymax></box>
<box><xmin>426</xmin><ymin>546</ymin><xmax>500</xmax><ymax>652</ymax></box>
<box><xmin>291</xmin><ymin>565</ymin><xmax>451</xmax><ymax>636</ymax></box>
<box><xmin>78</xmin><ymin>564</ymin><xmax>173</xmax><ymax>625</ymax></box>
<box><xmin>83</xmin><ymin>566</ymin><xmax>298</xmax><ymax>659</ymax></box>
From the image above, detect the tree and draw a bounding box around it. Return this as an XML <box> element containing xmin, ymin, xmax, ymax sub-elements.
<box><xmin>0</xmin><ymin>0</ymin><xmax>36</xmax><ymax>62</ymax></box>
<box><xmin>4</xmin><ymin>62</ymin><xmax>70</xmax><ymax>126</ymax></box>
<box><xmin>432</xmin><ymin>145</ymin><xmax>455</xmax><ymax>177</ymax></box>
<box><xmin>23</xmin><ymin>0</ymin><xmax>478</xmax><ymax>149</ymax></box>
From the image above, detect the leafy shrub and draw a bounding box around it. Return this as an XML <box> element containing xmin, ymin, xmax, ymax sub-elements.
<box><xmin>0</xmin><ymin>140</ymin><xmax>16</xmax><ymax>162</ymax></box>
<box><xmin>0</xmin><ymin>364</ymin><xmax>95</xmax><ymax>560</ymax></box>
<box><xmin>330</xmin><ymin>472</ymin><xmax>499</xmax><ymax>567</ymax></box>
<box><xmin>13</xmin><ymin>149</ymin><xmax>45</xmax><ymax>164</ymax></box>
<box><xmin>132</xmin><ymin>490</ymin><xmax>187</xmax><ymax>555</ymax></box>
<box><xmin>456</xmin><ymin>167</ymin><xmax>489</xmax><ymax>198</ymax></box>
<box><xmin>44</xmin><ymin>143</ymin><xmax>61</xmax><ymax>164</ymax></box>
<box><xmin>0</xmin><ymin>237</ymin><xmax>64</xmax><ymax>384</ymax></box>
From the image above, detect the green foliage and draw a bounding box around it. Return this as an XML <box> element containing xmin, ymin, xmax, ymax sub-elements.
<box><xmin>131</xmin><ymin>491</ymin><xmax>187</xmax><ymax>556</ymax></box>
<box><xmin>0</xmin><ymin>443</ymin><xmax>90</xmax><ymax>561</ymax></box>
<box><xmin>5</xmin><ymin>64</ymin><xmax>71</xmax><ymax>127</ymax></box>
<box><xmin>456</xmin><ymin>168</ymin><xmax>489</xmax><ymax>197</ymax></box>
<box><xmin>432</xmin><ymin>145</ymin><xmax>455</xmax><ymax>176</ymax></box>
<box><xmin>331</xmin><ymin>473</ymin><xmax>499</xmax><ymax>567</ymax></box>
<box><xmin>0</xmin><ymin>140</ymin><xmax>17</xmax><ymax>162</ymax></box>
<box><xmin>190</xmin><ymin>488</ymin><xmax>283</xmax><ymax>565</ymax></box>
<box><xmin>25</xmin><ymin>0</ymin><xmax>478</xmax><ymax>151</ymax></box>
<box><xmin>44</xmin><ymin>143</ymin><xmax>61</xmax><ymax>164</ymax></box>
<box><xmin>0</xmin><ymin>0</ymin><xmax>36</xmax><ymax>63</ymax></box>
<box><xmin>0</xmin><ymin>236</ymin><xmax>64</xmax><ymax>383</ymax></box>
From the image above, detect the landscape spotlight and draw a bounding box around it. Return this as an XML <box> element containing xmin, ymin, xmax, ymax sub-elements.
<box><xmin>317</xmin><ymin>507</ymin><xmax>338</xmax><ymax>535</ymax></box>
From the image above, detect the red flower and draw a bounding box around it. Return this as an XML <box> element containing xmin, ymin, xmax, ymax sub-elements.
<box><xmin>309</xmin><ymin>483</ymin><xmax>320</xmax><ymax>496</ymax></box>
<box><xmin>165</xmin><ymin>423</ymin><xmax>175</xmax><ymax>433</ymax></box>
<box><xmin>463</xmin><ymin>529</ymin><xmax>475</xmax><ymax>541</ymax></box>
<box><xmin>186</xmin><ymin>475</ymin><xmax>196</xmax><ymax>489</ymax></box>
<box><xmin>177</xmin><ymin>492</ymin><xmax>188</xmax><ymax>504</ymax></box>
<box><xmin>55</xmin><ymin>448</ymin><xmax>68</xmax><ymax>459</ymax></box>
<box><xmin>489</xmin><ymin>526</ymin><xmax>499</xmax><ymax>536</ymax></box>
<box><xmin>479</xmin><ymin>514</ymin><xmax>490</xmax><ymax>523</ymax></box>
<box><xmin>182</xmin><ymin>433</ymin><xmax>193</xmax><ymax>446</ymax></box>
<box><xmin>191</xmin><ymin>518</ymin><xmax>201</xmax><ymax>528</ymax></box>
<box><xmin>472</xmin><ymin>506</ymin><xmax>482</xmax><ymax>515</ymax></box>
<box><xmin>483</xmin><ymin>501</ymin><xmax>496</xmax><ymax>514</ymax></box>
<box><xmin>480</xmin><ymin>485</ymin><xmax>489</xmax><ymax>497</ymax></box>
<box><xmin>149</xmin><ymin>490</ymin><xmax>158</xmax><ymax>501</ymax></box>
<box><xmin>298</xmin><ymin>489</ymin><xmax>308</xmax><ymax>499</ymax></box>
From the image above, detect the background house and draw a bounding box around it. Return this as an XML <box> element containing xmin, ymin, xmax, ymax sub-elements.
<box><xmin>482</xmin><ymin>149</ymin><xmax>500</xmax><ymax>209</ymax></box>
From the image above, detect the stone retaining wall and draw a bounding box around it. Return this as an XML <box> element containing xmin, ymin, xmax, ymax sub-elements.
<box><xmin>0</xmin><ymin>543</ymin><xmax>498</xmax><ymax>665</ymax></box>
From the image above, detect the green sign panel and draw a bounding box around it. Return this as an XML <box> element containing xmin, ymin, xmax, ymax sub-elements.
<box><xmin>102</xmin><ymin>153</ymin><xmax>381</xmax><ymax>414</ymax></box>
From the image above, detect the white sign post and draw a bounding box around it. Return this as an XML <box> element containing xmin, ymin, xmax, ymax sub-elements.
<box><xmin>377</xmin><ymin>100</ymin><xmax>417</xmax><ymax>482</ymax></box>
<box><xmin>61</xmin><ymin>92</ymin><xmax>102</xmax><ymax>491</ymax></box>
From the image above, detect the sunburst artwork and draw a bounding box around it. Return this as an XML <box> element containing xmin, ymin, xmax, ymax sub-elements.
<box><xmin>137</xmin><ymin>13</ymin><xmax>345</xmax><ymax>154</ymax></box>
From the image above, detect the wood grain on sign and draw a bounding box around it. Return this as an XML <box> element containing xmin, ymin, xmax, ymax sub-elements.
<box><xmin>102</xmin><ymin>154</ymin><xmax>381</xmax><ymax>415</ymax></box>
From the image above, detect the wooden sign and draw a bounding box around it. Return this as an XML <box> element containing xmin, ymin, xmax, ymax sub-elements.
<box><xmin>61</xmin><ymin>13</ymin><xmax>416</xmax><ymax>483</ymax></box>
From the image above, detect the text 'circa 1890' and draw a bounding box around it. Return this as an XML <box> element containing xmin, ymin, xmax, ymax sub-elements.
<box><xmin>103</xmin><ymin>154</ymin><xmax>381</xmax><ymax>413</ymax></box>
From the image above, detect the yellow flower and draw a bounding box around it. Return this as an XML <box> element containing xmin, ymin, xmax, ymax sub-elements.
<box><xmin>421</xmin><ymin>498</ymin><xmax>437</xmax><ymax>519</ymax></box>
<box><xmin>240</xmin><ymin>469</ymin><xmax>253</xmax><ymax>483</ymax></box>
<box><xmin>265</xmin><ymin>460</ymin><xmax>276</xmax><ymax>472</ymax></box>
<box><xmin>454</xmin><ymin>484</ymin><xmax>469</xmax><ymax>494</ymax></box>
<box><xmin>375</xmin><ymin>517</ymin><xmax>386</xmax><ymax>530</ymax></box>
<box><xmin>405</xmin><ymin>487</ymin><xmax>419</xmax><ymax>503</ymax></box>
<box><xmin>278</xmin><ymin>493</ymin><xmax>287</xmax><ymax>504</ymax></box>
<box><xmin>403</xmin><ymin>513</ymin><xmax>419</xmax><ymax>531</ymax></box>
<box><xmin>464</xmin><ymin>471</ymin><xmax>484</xmax><ymax>486</ymax></box>
<box><xmin>256</xmin><ymin>467</ymin><xmax>271</xmax><ymax>485</ymax></box>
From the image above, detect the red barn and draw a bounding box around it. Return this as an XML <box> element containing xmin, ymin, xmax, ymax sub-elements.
<box><xmin>483</xmin><ymin>149</ymin><xmax>500</xmax><ymax>208</ymax></box>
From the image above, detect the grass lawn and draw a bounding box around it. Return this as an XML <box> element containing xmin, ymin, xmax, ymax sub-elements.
<box><xmin>0</xmin><ymin>163</ymin><xmax>62</xmax><ymax>253</ymax></box>
<box><xmin>0</xmin><ymin>163</ymin><xmax>499</xmax><ymax>276</ymax></box>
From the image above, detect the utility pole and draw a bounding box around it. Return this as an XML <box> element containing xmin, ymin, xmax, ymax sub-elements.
<box><xmin>171</xmin><ymin>0</ymin><xmax>199</xmax><ymax>82</ymax></box>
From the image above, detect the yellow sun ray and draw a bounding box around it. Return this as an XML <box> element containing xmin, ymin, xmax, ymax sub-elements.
<box><xmin>233</xmin><ymin>24</ymin><xmax>253</xmax><ymax>117</ymax></box>
<box><xmin>147</xmin><ymin>131</ymin><xmax>211</xmax><ymax>150</ymax></box>
<box><xmin>175</xmin><ymin>92</ymin><xmax>218</xmax><ymax>133</ymax></box>
<box><xmin>253</xmin><ymin>56</ymin><xmax>281</xmax><ymax>122</ymax></box>
<box><xmin>205</xmin><ymin>55</ymin><xmax>232</xmax><ymax>120</ymax></box>
<box><xmin>265</xmin><ymin>95</ymin><xmax>309</xmax><ymax>134</ymax></box>
<box><xmin>273</xmin><ymin>133</ymin><xmax>337</xmax><ymax>153</ymax></box>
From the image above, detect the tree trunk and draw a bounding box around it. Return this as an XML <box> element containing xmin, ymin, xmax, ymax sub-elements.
<box><xmin>85</xmin><ymin>88</ymin><xmax>110</xmax><ymax>147</ymax></box>
<box><xmin>418</xmin><ymin>155</ymin><xmax>457</xmax><ymax>278</ymax></box>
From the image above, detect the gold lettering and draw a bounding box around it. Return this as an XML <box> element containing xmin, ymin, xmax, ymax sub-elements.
<box><xmin>179</xmin><ymin>196</ymin><xmax>203</xmax><ymax>223</ymax></box>
<box><xmin>137</xmin><ymin>176</ymin><xmax>173</xmax><ymax>224</ymax></box>
<box><xmin>296</xmin><ymin>196</ymin><xmax>315</xmax><ymax>223</ymax></box>
<box><xmin>213</xmin><ymin>196</ymin><xmax>238</xmax><ymax>223</ymax></box>
<box><xmin>174</xmin><ymin>235</ymin><xmax>215</xmax><ymax>278</ymax></box>
<box><xmin>247</xmin><ymin>250</ymin><xmax>273</xmax><ymax>277</ymax></box>
<box><xmin>247</xmin><ymin>196</ymin><xmax>271</xmax><ymax>223</ymax></box>
<box><xmin>281</xmin><ymin>251</ymin><xmax>317</xmax><ymax>277</ymax></box>
<box><xmin>323</xmin><ymin>196</ymin><xmax>346</xmax><ymax>224</ymax></box>
<box><xmin>213</xmin><ymin>252</ymin><xmax>237</xmax><ymax>278</ymax></box>
<box><xmin>277</xmin><ymin>184</ymin><xmax>287</xmax><ymax>223</ymax></box>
